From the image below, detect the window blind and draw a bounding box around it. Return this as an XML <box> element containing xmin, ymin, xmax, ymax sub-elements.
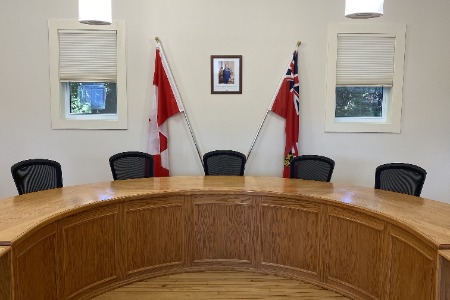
<box><xmin>59</xmin><ymin>30</ymin><xmax>117</xmax><ymax>82</ymax></box>
<box><xmin>336</xmin><ymin>34</ymin><xmax>395</xmax><ymax>86</ymax></box>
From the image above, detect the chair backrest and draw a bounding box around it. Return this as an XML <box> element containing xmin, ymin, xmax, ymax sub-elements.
<box><xmin>11</xmin><ymin>159</ymin><xmax>63</xmax><ymax>195</ymax></box>
<box><xmin>290</xmin><ymin>155</ymin><xmax>335</xmax><ymax>182</ymax></box>
<box><xmin>203</xmin><ymin>150</ymin><xmax>247</xmax><ymax>176</ymax></box>
<box><xmin>375</xmin><ymin>163</ymin><xmax>427</xmax><ymax>197</ymax></box>
<box><xmin>109</xmin><ymin>151</ymin><xmax>154</xmax><ymax>180</ymax></box>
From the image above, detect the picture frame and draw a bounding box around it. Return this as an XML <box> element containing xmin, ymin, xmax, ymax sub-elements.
<box><xmin>210</xmin><ymin>55</ymin><xmax>242</xmax><ymax>94</ymax></box>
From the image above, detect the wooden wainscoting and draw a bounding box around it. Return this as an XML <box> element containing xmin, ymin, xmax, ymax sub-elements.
<box><xmin>260</xmin><ymin>196</ymin><xmax>322</xmax><ymax>283</ymax></box>
<box><xmin>0</xmin><ymin>247</ymin><xmax>12</xmax><ymax>300</ymax></box>
<box><xmin>58</xmin><ymin>205</ymin><xmax>120</xmax><ymax>300</ymax></box>
<box><xmin>2</xmin><ymin>177</ymin><xmax>449</xmax><ymax>299</ymax></box>
<box><xmin>439</xmin><ymin>250</ymin><xmax>450</xmax><ymax>299</ymax></box>
<box><xmin>124</xmin><ymin>196</ymin><xmax>185</xmax><ymax>278</ymax></box>
<box><xmin>190</xmin><ymin>194</ymin><xmax>255</xmax><ymax>268</ymax></box>
<box><xmin>387</xmin><ymin>225</ymin><xmax>436</xmax><ymax>299</ymax></box>
<box><xmin>13</xmin><ymin>223</ymin><xmax>58</xmax><ymax>300</ymax></box>
<box><xmin>326</xmin><ymin>206</ymin><xmax>386</xmax><ymax>299</ymax></box>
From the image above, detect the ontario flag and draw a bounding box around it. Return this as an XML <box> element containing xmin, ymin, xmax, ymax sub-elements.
<box><xmin>148</xmin><ymin>43</ymin><xmax>184</xmax><ymax>177</ymax></box>
<box><xmin>269</xmin><ymin>49</ymin><xmax>300</xmax><ymax>178</ymax></box>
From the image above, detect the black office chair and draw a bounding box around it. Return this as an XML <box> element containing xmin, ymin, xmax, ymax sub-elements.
<box><xmin>109</xmin><ymin>151</ymin><xmax>154</xmax><ymax>180</ymax></box>
<box><xmin>11</xmin><ymin>159</ymin><xmax>63</xmax><ymax>195</ymax></box>
<box><xmin>203</xmin><ymin>150</ymin><xmax>246</xmax><ymax>176</ymax></box>
<box><xmin>289</xmin><ymin>155</ymin><xmax>335</xmax><ymax>182</ymax></box>
<box><xmin>375</xmin><ymin>163</ymin><xmax>427</xmax><ymax>197</ymax></box>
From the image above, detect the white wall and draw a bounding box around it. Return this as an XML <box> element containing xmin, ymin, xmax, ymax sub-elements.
<box><xmin>0</xmin><ymin>0</ymin><xmax>449</xmax><ymax>203</ymax></box>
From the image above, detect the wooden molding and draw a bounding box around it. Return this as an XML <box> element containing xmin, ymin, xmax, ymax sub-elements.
<box><xmin>0</xmin><ymin>176</ymin><xmax>449</xmax><ymax>299</ymax></box>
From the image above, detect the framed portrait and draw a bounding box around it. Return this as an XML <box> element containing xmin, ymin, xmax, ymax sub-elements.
<box><xmin>210</xmin><ymin>55</ymin><xmax>242</xmax><ymax>94</ymax></box>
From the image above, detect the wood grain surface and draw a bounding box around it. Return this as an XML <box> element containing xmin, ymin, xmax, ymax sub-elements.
<box><xmin>0</xmin><ymin>247</ymin><xmax>11</xmax><ymax>300</ymax></box>
<box><xmin>439</xmin><ymin>250</ymin><xmax>450</xmax><ymax>300</ymax></box>
<box><xmin>60</xmin><ymin>205</ymin><xmax>119</xmax><ymax>299</ymax></box>
<box><xmin>1</xmin><ymin>176</ymin><xmax>449</xmax><ymax>247</ymax></box>
<box><xmin>14</xmin><ymin>222</ymin><xmax>58</xmax><ymax>300</ymax></box>
<box><xmin>93</xmin><ymin>271</ymin><xmax>349</xmax><ymax>300</ymax></box>
<box><xmin>125</xmin><ymin>196</ymin><xmax>185</xmax><ymax>276</ymax></box>
<box><xmin>0</xmin><ymin>246</ymin><xmax>10</xmax><ymax>257</ymax></box>
<box><xmin>260</xmin><ymin>196</ymin><xmax>321</xmax><ymax>280</ymax></box>
<box><xmin>0</xmin><ymin>176</ymin><xmax>449</xmax><ymax>299</ymax></box>
<box><xmin>327</xmin><ymin>206</ymin><xmax>385</xmax><ymax>299</ymax></box>
<box><xmin>192</xmin><ymin>195</ymin><xmax>254</xmax><ymax>266</ymax></box>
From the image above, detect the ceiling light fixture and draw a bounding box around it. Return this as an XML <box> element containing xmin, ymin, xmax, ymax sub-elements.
<box><xmin>345</xmin><ymin>0</ymin><xmax>384</xmax><ymax>19</ymax></box>
<box><xmin>79</xmin><ymin>0</ymin><xmax>112</xmax><ymax>25</ymax></box>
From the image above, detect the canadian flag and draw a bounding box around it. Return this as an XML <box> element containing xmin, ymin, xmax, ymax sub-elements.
<box><xmin>148</xmin><ymin>43</ymin><xmax>184</xmax><ymax>177</ymax></box>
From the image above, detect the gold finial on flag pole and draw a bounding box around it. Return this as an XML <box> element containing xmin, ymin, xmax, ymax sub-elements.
<box><xmin>297</xmin><ymin>41</ymin><xmax>302</xmax><ymax>47</ymax></box>
<box><xmin>155</xmin><ymin>37</ymin><xmax>160</xmax><ymax>43</ymax></box>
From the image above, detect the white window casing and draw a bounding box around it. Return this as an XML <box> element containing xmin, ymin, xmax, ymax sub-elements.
<box><xmin>48</xmin><ymin>20</ymin><xmax>127</xmax><ymax>129</ymax></box>
<box><xmin>325</xmin><ymin>23</ymin><xmax>406</xmax><ymax>133</ymax></box>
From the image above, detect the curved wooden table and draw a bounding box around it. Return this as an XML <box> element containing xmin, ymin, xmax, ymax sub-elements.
<box><xmin>0</xmin><ymin>176</ymin><xmax>449</xmax><ymax>300</ymax></box>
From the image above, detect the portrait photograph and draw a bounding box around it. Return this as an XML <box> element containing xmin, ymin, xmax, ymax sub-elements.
<box><xmin>211</xmin><ymin>55</ymin><xmax>242</xmax><ymax>94</ymax></box>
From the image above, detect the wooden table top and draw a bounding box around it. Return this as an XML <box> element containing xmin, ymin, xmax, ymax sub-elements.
<box><xmin>0</xmin><ymin>176</ymin><xmax>449</xmax><ymax>247</ymax></box>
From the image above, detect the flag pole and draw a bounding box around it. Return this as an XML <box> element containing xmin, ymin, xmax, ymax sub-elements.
<box><xmin>246</xmin><ymin>41</ymin><xmax>301</xmax><ymax>160</ymax></box>
<box><xmin>154</xmin><ymin>37</ymin><xmax>204</xmax><ymax>169</ymax></box>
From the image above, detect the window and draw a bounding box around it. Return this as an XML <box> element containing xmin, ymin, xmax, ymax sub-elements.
<box><xmin>69</xmin><ymin>83</ymin><xmax>116</xmax><ymax>114</ymax></box>
<box><xmin>48</xmin><ymin>20</ymin><xmax>127</xmax><ymax>129</ymax></box>
<box><xmin>335</xmin><ymin>86</ymin><xmax>388</xmax><ymax>123</ymax></box>
<box><xmin>325</xmin><ymin>23</ymin><xmax>406</xmax><ymax>132</ymax></box>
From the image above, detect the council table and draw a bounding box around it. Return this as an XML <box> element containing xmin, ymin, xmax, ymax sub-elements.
<box><xmin>0</xmin><ymin>176</ymin><xmax>449</xmax><ymax>299</ymax></box>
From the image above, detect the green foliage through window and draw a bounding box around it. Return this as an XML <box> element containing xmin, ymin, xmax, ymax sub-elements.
<box><xmin>335</xmin><ymin>86</ymin><xmax>383</xmax><ymax>118</ymax></box>
<box><xmin>69</xmin><ymin>82</ymin><xmax>117</xmax><ymax>115</ymax></box>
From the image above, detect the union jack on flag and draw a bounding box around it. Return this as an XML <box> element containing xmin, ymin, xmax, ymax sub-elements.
<box><xmin>287</xmin><ymin>50</ymin><xmax>300</xmax><ymax>115</ymax></box>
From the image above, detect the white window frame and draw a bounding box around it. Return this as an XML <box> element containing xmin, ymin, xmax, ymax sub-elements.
<box><xmin>325</xmin><ymin>23</ymin><xmax>406</xmax><ymax>133</ymax></box>
<box><xmin>48</xmin><ymin>20</ymin><xmax>127</xmax><ymax>129</ymax></box>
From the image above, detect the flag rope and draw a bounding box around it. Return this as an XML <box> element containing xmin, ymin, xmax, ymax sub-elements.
<box><xmin>154</xmin><ymin>37</ymin><xmax>204</xmax><ymax>169</ymax></box>
<box><xmin>246</xmin><ymin>42</ymin><xmax>301</xmax><ymax>160</ymax></box>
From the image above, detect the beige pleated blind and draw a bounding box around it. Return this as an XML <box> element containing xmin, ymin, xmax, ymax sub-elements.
<box><xmin>336</xmin><ymin>33</ymin><xmax>395</xmax><ymax>87</ymax></box>
<box><xmin>59</xmin><ymin>30</ymin><xmax>117</xmax><ymax>82</ymax></box>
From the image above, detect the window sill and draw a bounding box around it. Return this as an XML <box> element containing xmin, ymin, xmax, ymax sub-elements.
<box><xmin>324</xmin><ymin>120</ymin><xmax>401</xmax><ymax>133</ymax></box>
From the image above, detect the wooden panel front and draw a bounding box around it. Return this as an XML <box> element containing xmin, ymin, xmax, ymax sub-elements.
<box><xmin>14</xmin><ymin>223</ymin><xmax>58</xmax><ymax>300</ymax></box>
<box><xmin>125</xmin><ymin>196</ymin><xmax>185</xmax><ymax>275</ymax></box>
<box><xmin>327</xmin><ymin>207</ymin><xmax>385</xmax><ymax>300</ymax></box>
<box><xmin>439</xmin><ymin>251</ymin><xmax>450</xmax><ymax>300</ymax></box>
<box><xmin>387</xmin><ymin>226</ymin><xmax>436</xmax><ymax>300</ymax></box>
<box><xmin>0</xmin><ymin>247</ymin><xmax>12</xmax><ymax>300</ymax></box>
<box><xmin>59</xmin><ymin>205</ymin><xmax>119</xmax><ymax>299</ymax></box>
<box><xmin>1</xmin><ymin>177</ymin><xmax>449</xmax><ymax>300</ymax></box>
<box><xmin>260</xmin><ymin>196</ymin><xmax>321</xmax><ymax>279</ymax></box>
<box><xmin>192</xmin><ymin>195</ymin><xmax>254</xmax><ymax>267</ymax></box>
